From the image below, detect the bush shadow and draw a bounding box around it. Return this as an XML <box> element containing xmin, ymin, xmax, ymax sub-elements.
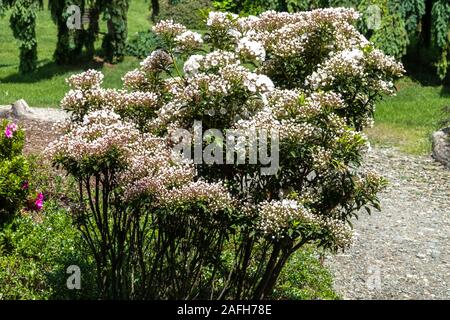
<box><xmin>0</xmin><ymin>58</ymin><xmax>104</xmax><ymax>84</ymax></box>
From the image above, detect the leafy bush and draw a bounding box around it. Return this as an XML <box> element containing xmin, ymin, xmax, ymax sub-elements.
<box><xmin>125</xmin><ymin>31</ymin><xmax>161</xmax><ymax>59</ymax></box>
<box><xmin>0</xmin><ymin>120</ymin><xmax>29</xmax><ymax>223</ymax></box>
<box><xmin>212</xmin><ymin>0</ymin><xmax>280</xmax><ymax>15</ymax></box>
<box><xmin>0</xmin><ymin>201</ymin><xmax>97</xmax><ymax>299</ymax></box>
<box><xmin>154</xmin><ymin>0</ymin><xmax>213</xmax><ymax>30</ymax></box>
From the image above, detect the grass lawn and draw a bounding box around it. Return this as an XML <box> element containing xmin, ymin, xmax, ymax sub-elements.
<box><xmin>366</xmin><ymin>77</ymin><xmax>450</xmax><ymax>155</ymax></box>
<box><xmin>0</xmin><ymin>0</ymin><xmax>151</xmax><ymax>107</ymax></box>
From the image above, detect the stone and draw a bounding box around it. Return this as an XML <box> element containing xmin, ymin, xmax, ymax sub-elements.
<box><xmin>11</xmin><ymin>99</ymin><xmax>34</xmax><ymax>118</ymax></box>
<box><xmin>0</xmin><ymin>105</ymin><xmax>11</xmax><ymax>117</ymax></box>
<box><xmin>0</xmin><ymin>100</ymin><xmax>69</xmax><ymax>122</ymax></box>
<box><xmin>432</xmin><ymin>127</ymin><xmax>450</xmax><ymax>168</ymax></box>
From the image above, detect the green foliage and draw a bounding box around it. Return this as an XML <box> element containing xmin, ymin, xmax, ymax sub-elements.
<box><xmin>0</xmin><ymin>120</ymin><xmax>29</xmax><ymax>222</ymax></box>
<box><xmin>395</xmin><ymin>0</ymin><xmax>426</xmax><ymax>34</ymax></box>
<box><xmin>8</xmin><ymin>0</ymin><xmax>41</xmax><ymax>73</ymax></box>
<box><xmin>273</xmin><ymin>247</ymin><xmax>340</xmax><ymax>300</ymax></box>
<box><xmin>155</xmin><ymin>0</ymin><xmax>214</xmax><ymax>29</ymax></box>
<box><xmin>358</xmin><ymin>0</ymin><xmax>409</xmax><ymax>59</ymax></box>
<box><xmin>125</xmin><ymin>30</ymin><xmax>161</xmax><ymax>59</ymax></box>
<box><xmin>213</xmin><ymin>0</ymin><xmax>280</xmax><ymax>15</ymax></box>
<box><xmin>286</xmin><ymin>0</ymin><xmax>329</xmax><ymax>12</ymax></box>
<box><xmin>368</xmin><ymin>76</ymin><xmax>450</xmax><ymax>155</ymax></box>
<box><xmin>0</xmin><ymin>201</ymin><xmax>97</xmax><ymax>299</ymax></box>
<box><xmin>431</xmin><ymin>0</ymin><xmax>450</xmax><ymax>79</ymax></box>
<box><xmin>102</xmin><ymin>0</ymin><xmax>130</xmax><ymax>63</ymax></box>
<box><xmin>48</xmin><ymin>0</ymin><xmax>85</xmax><ymax>64</ymax></box>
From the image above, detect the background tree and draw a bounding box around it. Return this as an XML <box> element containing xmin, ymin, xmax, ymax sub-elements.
<box><xmin>150</xmin><ymin>0</ymin><xmax>159</xmax><ymax>22</ymax></box>
<box><xmin>431</xmin><ymin>0</ymin><xmax>449</xmax><ymax>80</ymax></box>
<box><xmin>101</xmin><ymin>0</ymin><xmax>129</xmax><ymax>63</ymax></box>
<box><xmin>1</xmin><ymin>0</ymin><xmax>43</xmax><ymax>73</ymax></box>
<box><xmin>48</xmin><ymin>0</ymin><xmax>85</xmax><ymax>64</ymax></box>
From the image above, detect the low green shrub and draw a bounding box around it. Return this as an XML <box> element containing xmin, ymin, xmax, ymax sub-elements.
<box><xmin>125</xmin><ymin>31</ymin><xmax>161</xmax><ymax>59</ymax></box>
<box><xmin>0</xmin><ymin>120</ymin><xmax>29</xmax><ymax>223</ymax></box>
<box><xmin>0</xmin><ymin>201</ymin><xmax>97</xmax><ymax>299</ymax></box>
<box><xmin>154</xmin><ymin>0</ymin><xmax>213</xmax><ymax>30</ymax></box>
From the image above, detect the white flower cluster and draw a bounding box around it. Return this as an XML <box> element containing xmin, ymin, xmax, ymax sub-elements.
<box><xmin>152</xmin><ymin>19</ymin><xmax>187</xmax><ymax>39</ymax></box>
<box><xmin>266</xmin><ymin>89</ymin><xmax>345</xmax><ymax>120</ymax></box>
<box><xmin>66</xmin><ymin>69</ymin><xmax>104</xmax><ymax>90</ymax></box>
<box><xmin>258</xmin><ymin>199</ymin><xmax>316</xmax><ymax>236</ymax></box>
<box><xmin>61</xmin><ymin>87</ymin><xmax>158</xmax><ymax>115</ymax></box>
<box><xmin>306</xmin><ymin>49</ymin><xmax>366</xmax><ymax>90</ymax></box>
<box><xmin>175</xmin><ymin>31</ymin><xmax>203</xmax><ymax>52</ymax></box>
<box><xmin>206</xmin><ymin>11</ymin><xmax>237</xmax><ymax>30</ymax></box>
<box><xmin>123</xmin><ymin>91</ymin><xmax>159</xmax><ymax>109</ymax></box>
<box><xmin>234</xmin><ymin>108</ymin><xmax>314</xmax><ymax>143</ymax></box>
<box><xmin>306</xmin><ymin>48</ymin><xmax>404</xmax><ymax>91</ymax></box>
<box><xmin>236</xmin><ymin>37</ymin><xmax>266</xmax><ymax>62</ymax></box>
<box><xmin>46</xmin><ymin>109</ymin><xmax>139</xmax><ymax>161</ymax></box>
<box><xmin>122</xmin><ymin>69</ymin><xmax>148</xmax><ymax>90</ymax></box>
<box><xmin>159</xmin><ymin>181</ymin><xmax>234</xmax><ymax>213</ymax></box>
<box><xmin>258</xmin><ymin>199</ymin><xmax>354</xmax><ymax>247</ymax></box>
<box><xmin>244</xmin><ymin>73</ymin><xmax>274</xmax><ymax>93</ymax></box>
<box><xmin>235</xmin><ymin>15</ymin><xmax>260</xmax><ymax>34</ymax></box>
<box><xmin>48</xmin><ymin>109</ymin><xmax>235</xmax><ymax>213</ymax></box>
<box><xmin>183</xmin><ymin>55</ymin><xmax>204</xmax><ymax>75</ymax></box>
<box><xmin>205</xmin><ymin>8</ymin><xmax>364</xmax><ymax>61</ymax></box>
<box><xmin>140</xmin><ymin>49</ymin><xmax>173</xmax><ymax>73</ymax></box>
<box><xmin>183</xmin><ymin>50</ymin><xmax>239</xmax><ymax>76</ymax></box>
<box><xmin>158</xmin><ymin>51</ymin><xmax>275</xmax><ymax>126</ymax></box>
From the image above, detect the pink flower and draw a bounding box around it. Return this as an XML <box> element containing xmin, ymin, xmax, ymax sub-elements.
<box><xmin>5</xmin><ymin>127</ymin><xmax>13</xmax><ymax>138</ymax></box>
<box><xmin>9</xmin><ymin>123</ymin><xmax>18</xmax><ymax>132</ymax></box>
<box><xmin>35</xmin><ymin>193</ymin><xmax>44</xmax><ymax>211</ymax></box>
<box><xmin>22</xmin><ymin>181</ymin><xmax>29</xmax><ymax>190</ymax></box>
<box><xmin>4</xmin><ymin>123</ymin><xmax>18</xmax><ymax>139</ymax></box>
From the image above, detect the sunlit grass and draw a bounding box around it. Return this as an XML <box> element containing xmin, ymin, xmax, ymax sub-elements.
<box><xmin>0</xmin><ymin>0</ymin><xmax>150</xmax><ymax>107</ymax></box>
<box><xmin>367</xmin><ymin>77</ymin><xmax>450</xmax><ymax>155</ymax></box>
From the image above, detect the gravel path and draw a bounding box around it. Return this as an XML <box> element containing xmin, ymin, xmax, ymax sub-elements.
<box><xmin>326</xmin><ymin>147</ymin><xmax>450</xmax><ymax>300</ymax></box>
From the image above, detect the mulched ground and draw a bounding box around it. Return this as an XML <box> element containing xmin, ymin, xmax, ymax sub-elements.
<box><xmin>16</xmin><ymin>119</ymin><xmax>63</xmax><ymax>155</ymax></box>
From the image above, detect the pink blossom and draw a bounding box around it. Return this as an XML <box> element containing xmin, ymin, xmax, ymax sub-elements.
<box><xmin>5</xmin><ymin>127</ymin><xmax>13</xmax><ymax>138</ymax></box>
<box><xmin>35</xmin><ymin>193</ymin><xmax>44</xmax><ymax>211</ymax></box>
<box><xmin>4</xmin><ymin>123</ymin><xmax>18</xmax><ymax>139</ymax></box>
<box><xmin>22</xmin><ymin>181</ymin><xmax>29</xmax><ymax>190</ymax></box>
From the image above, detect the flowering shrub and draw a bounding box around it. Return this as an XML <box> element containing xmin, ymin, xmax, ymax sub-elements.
<box><xmin>52</xmin><ymin>8</ymin><xmax>402</xmax><ymax>299</ymax></box>
<box><xmin>47</xmin><ymin>110</ymin><xmax>235</xmax><ymax>298</ymax></box>
<box><xmin>0</xmin><ymin>120</ymin><xmax>29</xmax><ymax>223</ymax></box>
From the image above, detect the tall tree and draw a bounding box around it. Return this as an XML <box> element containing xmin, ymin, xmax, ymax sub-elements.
<box><xmin>48</xmin><ymin>0</ymin><xmax>85</xmax><ymax>64</ymax></box>
<box><xmin>3</xmin><ymin>0</ymin><xmax>43</xmax><ymax>73</ymax></box>
<box><xmin>101</xmin><ymin>0</ymin><xmax>129</xmax><ymax>63</ymax></box>
<box><xmin>151</xmin><ymin>0</ymin><xmax>159</xmax><ymax>22</ymax></box>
